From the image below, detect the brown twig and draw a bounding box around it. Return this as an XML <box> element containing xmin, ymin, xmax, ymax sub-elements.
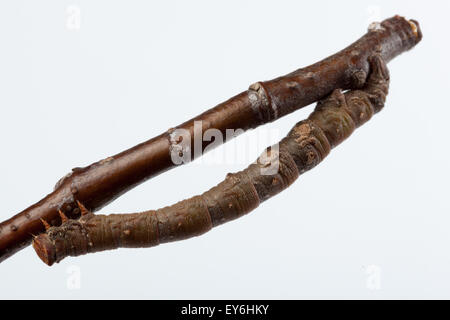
<box><xmin>0</xmin><ymin>15</ymin><xmax>421</xmax><ymax>263</ymax></box>
<box><xmin>33</xmin><ymin>53</ymin><xmax>390</xmax><ymax>266</ymax></box>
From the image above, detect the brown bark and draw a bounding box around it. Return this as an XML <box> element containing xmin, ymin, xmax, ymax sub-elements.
<box><xmin>33</xmin><ymin>54</ymin><xmax>390</xmax><ymax>266</ymax></box>
<box><xmin>0</xmin><ymin>15</ymin><xmax>421</xmax><ymax>263</ymax></box>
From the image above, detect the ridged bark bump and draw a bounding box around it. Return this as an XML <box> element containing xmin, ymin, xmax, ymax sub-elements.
<box><xmin>33</xmin><ymin>54</ymin><xmax>390</xmax><ymax>266</ymax></box>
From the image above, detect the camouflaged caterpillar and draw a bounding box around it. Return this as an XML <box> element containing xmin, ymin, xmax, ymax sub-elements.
<box><xmin>33</xmin><ymin>54</ymin><xmax>389</xmax><ymax>266</ymax></box>
<box><xmin>0</xmin><ymin>16</ymin><xmax>421</xmax><ymax>264</ymax></box>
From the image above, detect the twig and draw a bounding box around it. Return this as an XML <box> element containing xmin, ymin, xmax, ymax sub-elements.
<box><xmin>0</xmin><ymin>15</ymin><xmax>421</xmax><ymax>263</ymax></box>
<box><xmin>33</xmin><ymin>54</ymin><xmax>390</xmax><ymax>266</ymax></box>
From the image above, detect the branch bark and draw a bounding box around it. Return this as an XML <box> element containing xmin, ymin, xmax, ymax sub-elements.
<box><xmin>33</xmin><ymin>53</ymin><xmax>390</xmax><ymax>266</ymax></box>
<box><xmin>0</xmin><ymin>15</ymin><xmax>421</xmax><ymax>263</ymax></box>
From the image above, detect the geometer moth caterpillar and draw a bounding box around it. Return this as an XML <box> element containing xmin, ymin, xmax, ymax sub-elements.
<box><xmin>33</xmin><ymin>54</ymin><xmax>390</xmax><ymax>266</ymax></box>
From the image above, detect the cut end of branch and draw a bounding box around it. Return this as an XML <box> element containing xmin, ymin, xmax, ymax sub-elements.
<box><xmin>408</xmin><ymin>19</ymin><xmax>422</xmax><ymax>41</ymax></box>
<box><xmin>393</xmin><ymin>15</ymin><xmax>423</xmax><ymax>43</ymax></box>
<box><xmin>32</xmin><ymin>235</ymin><xmax>56</xmax><ymax>266</ymax></box>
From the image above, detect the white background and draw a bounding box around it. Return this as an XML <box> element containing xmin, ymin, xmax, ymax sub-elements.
<box><xmin>0</xmin><ymin>0</ymin><xmax>448</xmax><ymax>299</ymax></box>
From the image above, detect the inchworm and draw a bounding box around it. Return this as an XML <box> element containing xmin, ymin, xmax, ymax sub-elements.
<box><xmin>0</xmin><ymin>15</ymin><xmax>420</xmax><ymax>263</ymax></box>
<box><xmin>33</xmin><ymin>54</ymin><xmax>390</xmax><ymax>266</ymax></box>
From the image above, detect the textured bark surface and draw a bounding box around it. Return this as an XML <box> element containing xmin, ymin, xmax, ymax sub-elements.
<box><xmin>0</xmin><ymin>15</ymin><xmax>421</xmax><ymax>263</ymax></box>
<box><xmin>33</xmin><ymin>54</ymin><xmax>390</xmax><ymax>266</ymax></box>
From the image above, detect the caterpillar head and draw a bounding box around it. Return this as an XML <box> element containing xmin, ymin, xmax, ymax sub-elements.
<box><xmin>33</xmin><ymin>201</ymin><xmax>94</xmax><ymax>266</ymax></box>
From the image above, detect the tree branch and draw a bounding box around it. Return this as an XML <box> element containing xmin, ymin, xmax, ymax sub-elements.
<box><xmin>33</xmin><ymin>54</ymin><xmax>390</xmax><ymax>266</ymax></box>
<box><xmin>0</xmin><ymin>15</ymin><xmax>421</xmax><ymax>263</ymax></box>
